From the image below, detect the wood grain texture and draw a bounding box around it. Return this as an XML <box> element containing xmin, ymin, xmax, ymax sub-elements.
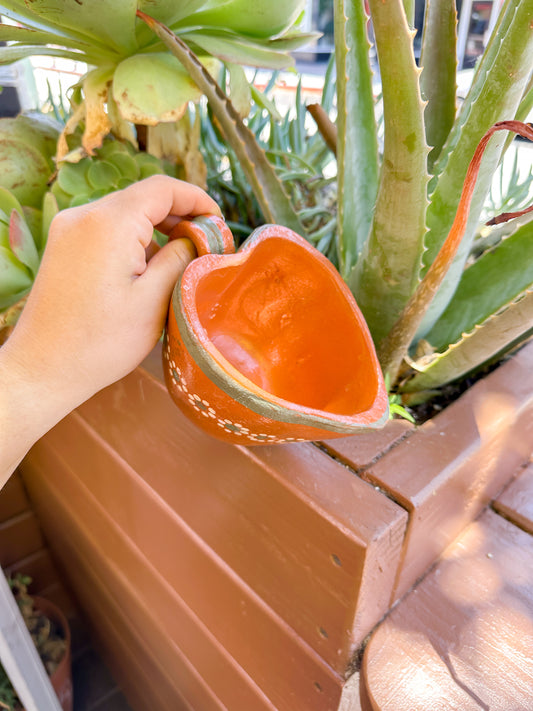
<box><xmin>0</xmin><ymin>510</ymin><xmax>44</xmax><ymax>568</ymax></box>
<box><xmin>362</xmin><ymin>509</ymin><xmax>533</xmax><ymax>710</ymax></box>
<box><xmin>21</xmin><ymin>451</ymin><xmax>239</xmax><ymax>711</ymax></box>
<box><xmin>23</xmin><ymin>433</ymin><xmax>346</xmax><ymax>711</ymax></box>
<box><xmin>74</xmin><ymin>352</ymin><xmax>407</xmax><ymax>670</ymax></box>
<box><xmin>493</xmin><ymin>461</ymin><xmax>533</xmax><ymax>534</ymax></box>
<box><xmin>0</xmin><ymin>472</ymin><xmax>30</xmax><ymax>522</ymax></box>
<box><xmin>362</xmin><ymin>340</ymin><xmax>533</xmax><ymax>601</ymax></box>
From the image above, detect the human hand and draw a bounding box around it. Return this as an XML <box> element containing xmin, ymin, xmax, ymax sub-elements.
<box><xmin>0</xmin><ymin>176</ymin><xmax>220</xmax><ymax>479</ymax></box>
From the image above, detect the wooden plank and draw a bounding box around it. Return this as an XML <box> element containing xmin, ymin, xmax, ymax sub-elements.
<box><xmin>5</xmin><ymin>548</ymin><xmax>61</xmax><ymax>593</ymax></box>
<box><xmin>21</xmin><ymin>453</ymin><xmax>231</xmax><ymax>711</ymax></box>
<box><xmin>493</xmin><ymin>461</ymin><xmax>533</xmax><ymax>534</ymax></box>
<box><xmin>0</xmin><ymin>511</ymin><xmax>44</xmax><ymax>568</ymax></box>
<box><xmin>22</xmin><ymin>445</ymin><xmax>327</xmax><ymax>711</ymax></box>
<box><xmin>362</xmin><ymin>340</ymin><xmax>533</xmax><ymax>602</ymax></box>
<box><xmin>321</xmin><ymin>419</ymin><xmax>413</xmax><ymax>471</ymax></box>
<box><xmin>362</xmin><ymin>509</ymin><xmax>533</xmax><ymax>710</ymax></box>
<box><xmin>74</xmin><ymin>359</ymin><xmax>407</xmax><ymax>668</ymax></box>
<box><xmin>0</xmin><ymin>472</ymin><xmax>30</xmax><ymax>522</ymax></box>
<box><xmin>30</xmin><ymin>418</ymin><xmax>352</xmax><ymax>710</ymax></box>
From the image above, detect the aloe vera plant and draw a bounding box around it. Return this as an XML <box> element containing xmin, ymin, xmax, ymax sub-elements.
<box><xmin>140</xmin><ymin>1</ymin><xmax>533</xmax><ymax>400</ymax></box>
<box><xmin>0</xmin><ymin>0</ymin><xmax>314</xmax><ymax>158</ymax></box>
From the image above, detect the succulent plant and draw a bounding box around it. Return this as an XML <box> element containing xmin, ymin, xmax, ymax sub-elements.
<box><xmin>144</xmin><ymin>2</ymin><xmax>533</xmax><ymax>403</ymax></box>
<box><xmin>52</xmin><ymin>138</ymin><xmax>166</xmax><ymax>210</ymax></box>
<box><xmin>0</xmin><ymin>186</ymin><xmax>58</xmax><ymax>342</ymax></box>
<box><xmin>0</xmin><ymin>0</ymin><xmax>315</xmax><ymax>157</ymax></box>
<box><xmin>0</xmin><ymin>112</ymin><xmax>61</xmax><ymax>207</ymax></box>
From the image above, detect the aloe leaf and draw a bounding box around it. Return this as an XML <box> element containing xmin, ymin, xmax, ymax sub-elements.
<box><xmin>0</xmin><ymin>0</ymin><xmax>138</xmax><ymax>54</ymax></box>
<box><xmin>424</xmin><ymin>217</ymin><xmax>533</xmax><ymax>352</ymax></box>
<box><xmin>378</xmin><ymin>120</ymin><xmax>533</xmax><ymax>385</ymax></box>
<box><xmin>0</xmin><ymin>245</ymin><xmax>32</xmax><ymax>296</ymax></box>
<box><xmin>113</xmin><ymin>53</ymin><xmax>218</xmax><ymax>125</ymax></box>
<box><xmin>40</xmin><ymin>192</ymin><xmax>58</xmax><ymax>253</ymax></box>
<box><xmin>8</xmin><ymin>210</ymin><xmax>39</xmax><ymax>276</ymax></box>
<box><xmin>348</xmin><ymin>0</ymin><xmax>429</xmax><ymax>344</ymax></box>
<box><xmin>173</xmin><ymin>0</ymin><xmax>305</xmax><ymax>40</ymax></box>
<box><xmin>181</xmin><ymin>32</ymin><xmax>295</xmax><ymax>69</ymax></box>
<box><xmin>402</xmin><ymin>288</ymin><xmax>533</xmax><ymax>392</ymax></box>
<box><xmin>419</xmin><ymin>1</ymin><xmax>533</xmax><ymax>334</ymax></box>
<box><xmin>420</xmin><ymin>0</ymin><xmax>457</xmax><ymax>171</ymax></box>
<box><xmin>333</xmin><ymin>0</ymin><xmax>379</xmax><ymax>279</ymax></box>
<box><xmin>138</xmin><ymin>11</ymin><xmax>305</xmax><ymax>234</ymax></box>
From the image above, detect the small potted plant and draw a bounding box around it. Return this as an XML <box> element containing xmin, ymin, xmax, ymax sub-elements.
<box><xmin>1</xmin><ymin>575</ymin><xmax>72</xmax><ymax>711</ymax></box>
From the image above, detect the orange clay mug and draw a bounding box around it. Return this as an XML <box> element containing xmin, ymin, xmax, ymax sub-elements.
<box><xmin>163</xmin><ymin>216</ymin><xmax>389</xmax><ymax>445</ymax></box>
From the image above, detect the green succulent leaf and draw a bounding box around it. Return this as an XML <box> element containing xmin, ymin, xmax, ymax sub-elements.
<box><xmin>333</xmin><ymin>0</ymin><xmax>379</xmax><ymax>278</ymax></box>
<box><xmin>112</xmin><ymin>53</ymin><xmax>219</xmax><ymax>125</ymax></box>
<box><xmin>175</xmin><ymin>0</ymin><xmax>306</xmax><ymax>40</ymax></box>
<box><xmin>0</xmin><ymin>43</ymin><xmax>105</xmax><ymax>66</ymax></box>
<box><xmin>419</xmin><ymin>0</ymin><xmax>533</xmax><ymax>335</ymax></box>
<box><xmin>182</xmin><ymin>31</ymin><xmax>296</xmax><ymax>69</ymax></box>
<box><xmin>0</xmin><ymin>0</ymin><xmax>138</xmax><ymax>54</ymax></box>
<box><xmin>40</xmin><ymin>191</ymin><xmax>58</xmax><ymax>252</ymax></box>
<box><xmin>0</xmin><ymin>245</ymin><xmax>32</xmax><ymax>297</ymax></box>
<box><xmin>348</xmin><ymin>0</ymin><xmax>430</xmax><ymax>347</ymax></box>
<box><xmin>419</xmin><ymin>0</ymin><xmax>457</xmax><ymax>170</ymax></box>
<box><xmin>106</xmin><ymin>152</ymin><xmax>140</xmax><ymax>181</ymax></box>
<box><xmin>9</xmin><ymin>210</ymin><xmax>39</xmax><ymax>275</ymax></box>
<box><xmin>0</xmin><ymin>138</ymin><xmax>51</xmax><ymax>208</ymax></box>
<box><xmin>138</xmin><ymin>12</ymin><xmax>305</xmax><ymax>234</ymax></box>
<box><xmin>87</xmin><ymin>161</ymin><xmax>121</xmax><ymax>191</ymax></box>
<box><xmin>0</xmin><ymin>186</ymin><xmax>23</xmax><ymax>220</ymax></box>
<box><xmin>22</xmin><ymin>207</ymin><xmax>42</xmax><ymax>248</ymax></box>
<box><xmin>227</xmin><ymin>63</ymin><xmax>252</xmax><ymax>117</ymax></box>
<box><xmin>57</xmin><ymin>159</ymin><xmax>91</xmax><ymax>197</ymax></box>
<box><xmin>402</xmin><ymin>288</ymin><xmax>533</xmax><ymax>392</ymax></box>
<box><xmin>424</xmin><ymin>217</ymin><xmax>533</xmax><ymax>351</ymax></box>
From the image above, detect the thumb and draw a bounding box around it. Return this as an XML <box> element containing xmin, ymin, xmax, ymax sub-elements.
<box><xmin>142</xmin><ymin>237</ymin><xmax>197</xmax><ymax>300</ymax></box>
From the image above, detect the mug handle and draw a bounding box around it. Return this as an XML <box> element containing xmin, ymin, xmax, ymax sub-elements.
<box><xmin>169</xmin><ymin>215</ymin><xmax>235</xmax><ymax>256</ymax></box>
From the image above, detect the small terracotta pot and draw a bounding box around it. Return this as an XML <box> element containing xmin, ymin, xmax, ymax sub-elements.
<box><xmin>163</xmin><ymin>216</ymin><xmax>388</xmax><ymax>444</ymax></box>
<box><xmin>30</xmin><ymin>597</ymin><xmax>73</xmax><ymax>711</ymax></box>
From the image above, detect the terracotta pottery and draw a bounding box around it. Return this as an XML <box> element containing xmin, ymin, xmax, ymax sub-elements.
<box><xmin>163</xmin><ymin>216</ymin><xmax>389</xmax><ymax>444</ymax></box>
<box><xmin>28</xmin><ymin>597</ymin><xmax>73</xmax><ymax>711</ymax></box>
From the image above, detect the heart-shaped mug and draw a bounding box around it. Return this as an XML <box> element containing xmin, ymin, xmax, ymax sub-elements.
<box><xmin>163</xmin><ymin>216</ymin><xmax>389</xmax><ymax>445</ymax></box>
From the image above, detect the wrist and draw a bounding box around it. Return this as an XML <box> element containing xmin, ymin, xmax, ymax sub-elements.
<box><xmin>0</xmin><ymin>338</ymin><xmax>84</xmax><ymax>483</ymax></box>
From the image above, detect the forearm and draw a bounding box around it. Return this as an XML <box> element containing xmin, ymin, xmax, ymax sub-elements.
<box><xmin>0</xmin><ymin>341</ymin><xmax>85</xmax><ymax>486</ymax></box>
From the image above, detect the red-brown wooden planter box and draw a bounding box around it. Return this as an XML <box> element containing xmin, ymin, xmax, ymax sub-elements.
<box><xmin>19</xmin><ymin>340</ymin><xmax>533</xmax><ymax>710</ymax></box>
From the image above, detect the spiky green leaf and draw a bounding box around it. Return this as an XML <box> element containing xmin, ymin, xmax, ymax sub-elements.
<box><xmin>420</xmin><ymin>0</ymin><xmax>457</xmax><ymax>170</ymax></box>
<box><xmin>402</xmin><ymin>288</ymin><xmax>533</xmax><ymax>392</ymax></box>
<box><xmin>348</xmin><ymin>0</ymin><xmax>429</xmax><ymax>346</ymax></box>
<box><xmin>419</xmin><ymin>0</ymin><xmax>533</xmax><ymax>334</ymax></box>
<box><xmin>333</xmin><ymin>0</ymin><xmax>379</xmax><ymax>278</ymax></box>
<box><xmin>424</xmin><ymin>217</ymin><xmax>533</xmax><ymax>351</ymax></box>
